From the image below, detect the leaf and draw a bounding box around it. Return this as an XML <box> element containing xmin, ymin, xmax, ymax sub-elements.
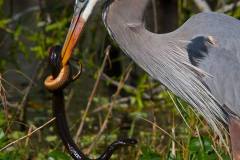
<box><xmin>0</xmin><ymin>128</ymin><xmax>4</xmax><ymax>140</ymax></box>
<box><xmin>167</xmin><ymin>152</ymin><xmax>175</xmax><ymax>160</ymax></box>
<box><xmin>189</xmin><ymin>136</ymin><xmax>212</xmax><ymax>152</ymax></box>
<box><xmin>0</xmin><ymin>0</ymin><xmax>3</xmax><ymax>8</ymax></box>
<box><xmin>0</xmin><ymin>112</ymin><xmax>6</xmax><ymax>127</ymax></box>
<box><xmin>9</xmin><ymin>131</ymin><xmax>24</xmax><ymax>140</ymax></box>
<box><xmin>48</xmin><ymin>150</ymin><xmax>71</xmax><ymax>160</ymax></box>
<box><xmin>0</xmin><ymin>19</ymin><xmax>10</xmax><ymax>28</ymax></box>
<box><xmin>189</xmin><ymin>136</ymin><xmax>217</xmax><ymax>160</ymax></box>
<box><xmin>45</xmin><ymin>135</ymin><xmax>57</xmax><ymax>142</ymax></box>
<box><xmin>189</xmin><ymin>137</ymin><xmax>202</xmax><ymax>152</ymax></box>
<box><xmin>140</xmin><ymin>147</ymin><xmax>161</xmax><ymax>160</ymax></box>
<box><xmin>45</xmin><ymin>19</ymin><xmax>67</xmax><ymax>32</ymax></box>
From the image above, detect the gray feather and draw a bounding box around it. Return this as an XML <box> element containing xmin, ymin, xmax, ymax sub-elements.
<box><xmin>103</xmin><ymin>0</ymin><xmax>240</xmax><ymax>137</ymax></box>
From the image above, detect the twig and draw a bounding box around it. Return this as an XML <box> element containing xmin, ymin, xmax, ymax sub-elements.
<box><xmin>171</xmin><ymin>126</ymin><xmax>176</xmax><ymax>158</ymax></box>
<box><xmin>0</xmin><ymin>76</ymin><xmax>24</xmax><ymax>95</ymax></box>
<box><xmin>151</xmin><ymin>111</ymin><xmax>157</xmax><ymax>147</ymax></box>
<box><xmin>92</xmin><ymin>97</ymin><xmax>131</xmax><ymax>113</ymax></box>
<box><xmin>211</xmin><ymin>144</ymin><xmax>224</xmax><ymax>160</ymax></box>
<box><xmin>87</xmin><ymin>104</ymin><xmax>114</xmax><ymax>154</ymax></box>
<box><xmin>3</xmin><ymin>69</ymin><xmax>37</xmax><ymax>86</ymax></box>
<box><xmin>65</xmin><ymin>89</ymin><xmax>75</xmax><ymax>110</ymax></box>
<box><xmin>74</xmin><ymin>46</ymin><xmax>111</xmax><ymax>142</ymax></box>
<box><xmin>11</xmin><ymin>6</ymin><xmax>40</xmax><ymax>22</ymax></box>
<box><xmin>167</xmin><ymin>91</ymin><xmax>191</xmax><ymax>130</ymax></box>
<box><xmin>102</xmin><ymin>73</ymin><xmax>151</xmax><ymax>99</ymax></box>
<box><xmin>193</xmin><ymin>0</ymin><xmax>211</xmax><ymax>12</ymax></box>
<box><xmin>86</xmin><ymin>64</ymin><xmax>133</xmax><ymax>154</ymax></box>
<box><xmin>139</xmin><ymin>117</ymin><xmax>184</xmax><ymax>149</ymax></box>
<box><xmin>25</xmin><ymin>125</ymin><xmax>33</xmax><ymax>146</ymax></box>
<box><xmin>0</xmin><ymin>74</ymin><xmax>8</xmax><ymax>116</ymax></box>
<box><xmin>230</xmin><ymin>0</ymin><xmax>239</xmax><ymax>16</ymax></box>
<box><xmin>18</xmin><ymin>61</ymin><xmax>42</xmax><ymax>123</ymax></box>
<box><xmin>0</xmin><ymin>101</ymin><xmax>18</xmax><ymax>108</ymax></box>
<box><xmin>171</xmin><ymin>115</ymin><xmax>176</xmax><ymax>158</ymax></box>
<box><xmin>217</xmin><ymin>1</ymin><xmax>240</xmax><ymax>13</ymax></box>
<box><xmin>1</xmin><ymin>5</ymin><xmax>41</xmax><ymax>30</ymax></box>
<box><xmin>0</xmin><ymin>117</ymin><xmax>55</xmax><ymax>152</ymax></box>
<box><xmin>195</xmin><ymin>126</ymin><xmax>204</xmax><ymax>149</ymax></box>
<box><xmin>102</xmin><ymin>73</ymin><xmax>136</xmax><ymax>93</ymax></box>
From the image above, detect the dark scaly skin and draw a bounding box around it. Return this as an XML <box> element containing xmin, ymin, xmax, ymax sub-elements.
<box><xmin>47</xmin><ymin>46</ymin><xmax>137</xmax><ymax>160</ymax></box>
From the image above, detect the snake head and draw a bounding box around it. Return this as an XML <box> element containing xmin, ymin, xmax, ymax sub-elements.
<box><xmin>49</xmin><ymin>45</ymin><xmax>63</xmax><ymax>76</ymax></box>
<box><xmin>45</xmin><ymin>45</ymin><xmax>82</xmax><ymax>92</ymax></box>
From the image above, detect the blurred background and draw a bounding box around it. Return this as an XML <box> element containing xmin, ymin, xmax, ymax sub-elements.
<box><xmin>0</xmin><ymin>0</ymin><xmax>239</xmax><ymax>159</ymax></box>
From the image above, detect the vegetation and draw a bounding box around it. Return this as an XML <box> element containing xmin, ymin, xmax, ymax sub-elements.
<box><xmin>0</xmin><ymin>0</ymin><xmax>239</xmax><ymax>159</ymax></box>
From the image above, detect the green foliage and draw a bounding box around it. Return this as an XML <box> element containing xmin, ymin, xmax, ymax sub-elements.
<box><xmin>188</xmin><ymin>136</ymin><xmax>217</xmax><ymax>160</ymax></box>
<box><xmin>140</xmin><ymin>147</ymin><xmax>161</xmax><ymax>160</ymax></box>
<box><xmin>0</xmin><ymin>19</ymin><xmax>11</xmax><ymax>30</ymax></box>
<box><xmin>48</xmin><ymin>150</ymin><xmax>71</xmax><ymax>160</ymax></box>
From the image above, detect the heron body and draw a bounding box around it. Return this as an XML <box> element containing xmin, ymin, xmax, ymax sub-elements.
<box><xmin>53</xmin><ymin>0</ymin><xmax>240</xmax><ymax>159</ymax></box>
<box><xmin>102</xmin><ymin>0</ymin><xmax>240</xmax><ymax>158</ymax></box>
<box><xmin>104</xmin><ymin>0</ymin><xmax>240</xmax><ymax>130</ymax></box>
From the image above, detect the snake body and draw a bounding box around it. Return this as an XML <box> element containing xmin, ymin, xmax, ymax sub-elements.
<box><xmin>44</xmin><ymin>46</ymin><xmax>137</xmax><ymax>160</ymax></box>
<box><xmin>44</xmin><ymin>65</ymin><xmax>70</xmax><ymax>91</ymax></box>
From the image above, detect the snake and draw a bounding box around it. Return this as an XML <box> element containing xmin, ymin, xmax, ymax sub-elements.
<box><xmin>44</xmin><ymin>45</ymin><xmax>137</xmax><ymax>160</ymax></box>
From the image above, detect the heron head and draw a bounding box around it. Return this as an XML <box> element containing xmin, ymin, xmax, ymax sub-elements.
<box><xmin>74</xmin><ymin>0</ymin><xmax>89</xmax><ymax>19</ymax></box>
<box><xmin>60</xmin><ymin>0</ymin><xmax>99</xmax><ymax>66</ymax></box>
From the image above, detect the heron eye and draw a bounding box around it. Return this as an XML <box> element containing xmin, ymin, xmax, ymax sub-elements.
<box><xmin>207</xmin><ymin>36</ymin><xmax>217</xmax><ymax>46</ymax></box>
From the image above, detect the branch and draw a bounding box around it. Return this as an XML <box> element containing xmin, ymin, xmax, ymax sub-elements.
<box><xmin>193</xmin><ymin>0</ymin><xmax>211</xmax><ymax>12</ymax></box>
<box><xmin>0</xmin><ymin>118</ymin><xmax>55</xmax><ymax>152</ymax></box>
<box><xmin>102</xmin><ymin>73</ymin><xmax>151</xmax><ymax>99</ymax></box>
<box><xmin>86</xmin><ymin>64</ymin><xmax>133</xmax><ymax>154</ymax></box>
<box><xmin>11</xmin><ymin>6</ymin><xmax>40</xmax><ymax>22</ymax></box>
<box><xmin>0</xmin><ymin>74</ymin><xmax>8</xmax><ymax>115</ymax></box>
<box><xmin>217</xmin><ymin>1</ymin><xmax>240</xmax><ymax>13</ymax></box>
<box><xmin>74</xmin><ymin>46</ymin><xmax>111</xmax><ymax>142</ymax></box>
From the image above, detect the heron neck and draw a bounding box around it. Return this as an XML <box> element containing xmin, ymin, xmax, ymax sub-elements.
<box><xmin>104</xmin><ymin>0</ymin><xmax>149</xmax><ymax>24</ymax></box>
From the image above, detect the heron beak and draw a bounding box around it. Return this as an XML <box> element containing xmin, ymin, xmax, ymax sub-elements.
<box><xmin>61</xmin><ymin>0</ymin><xmax>98</xmax><ymax>66</ymax></box>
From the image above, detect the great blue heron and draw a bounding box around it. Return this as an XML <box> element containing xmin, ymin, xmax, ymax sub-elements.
<box><xmin>47</xmin><ymin>0</ymin><xmax>240</xmax><ymax>159</ymax></box>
